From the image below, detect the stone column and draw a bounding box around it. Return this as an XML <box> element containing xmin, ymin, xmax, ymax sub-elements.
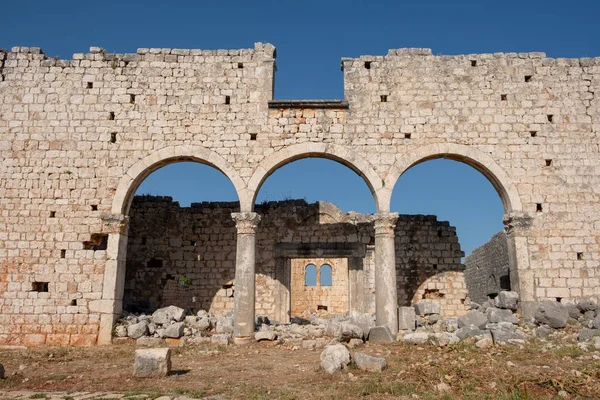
<box><xmin>373</xmin><ymin>212</ymin><xmax>399</xmax><ymax>336</ymax></box>
<box><xmin>231</xmin><ymin>212</ymin><xmax>261</xmax><ymax>345</ymax></box>
<box><xmin>503</xmin><ymin>211</ymin><xmax>534</xmax><ymax>319</ymax></box>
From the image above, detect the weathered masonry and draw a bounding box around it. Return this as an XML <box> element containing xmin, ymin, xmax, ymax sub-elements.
<box><xmin>0</xmin><ymin>43</ymin><xmax>599</xmax><ymax>346</ymax></box>
<box><xmin>124</xmin><ymin>197</ymin><xmax>466</xmax><ymax>320</ymax></box>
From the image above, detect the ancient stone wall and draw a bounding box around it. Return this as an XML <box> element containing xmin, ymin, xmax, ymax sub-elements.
<box><xmin>124</xmin><ymin>197</ymin><xmax>465</xmax><ymax>318</ymax></box>
<box><xmin>0</xmin><ymin>42</ymin><xmax>598</xmax><ymax>345</ymax></box>
<box><xmin>464</xmin><ymin>232</ymin><xmax>511</xmax><ymax>304</ymax></box>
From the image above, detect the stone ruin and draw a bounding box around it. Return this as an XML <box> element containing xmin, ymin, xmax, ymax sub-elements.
<box><xmin>0</xmin><ymin>42</ymin><xmax>599</xmax><ymax>346</ymax></box>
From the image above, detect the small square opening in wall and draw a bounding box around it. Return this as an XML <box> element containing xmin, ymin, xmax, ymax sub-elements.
<box><xmin>225</xmin><ymin>96</ymin><xmax>230</xmax><ymax>105</ymax></box>
<box><xmin>536</xmin><ymin>203</ymin><xmax>543</xmax><ymax>213</ymax></box>
<box><xmin>60</xmin><ymin>249</ymin><xmax>66</xmax><ymax>258</ymax></box>
<box><xmin>32</xmin><ymin>282</ymin><xmax>49</xmax><ymax>292</ymax></box>
<box><xmin>91</xmin><ymin>205</ymin><xmax>98</xmax><ymax>211</ymax></box>
<box><xmin>317</xmin><ymin>305</ymin><xmax>328</xmax><ymax>311</ymax></box>
<box><xmin>50</xmin><ymin>211</ymin><xmax>56</xmax><ymax>218</ymax></box>
<box><xmin>501</xmin><ymin>94</ymin><xmax>507</xmax><ymax>101</ymax></box>
<box><xmin>525</xmin><ymin>75</ymin><xmax>532</xmax><ymax>82</ymax></box>
<box><xmin>364</xmin><ymin>61</ymin><xmax>371</xmax><ymax>69</ymax></box>
<box><xmin>110</xmin><ymin>132</ymin><xmax>117</xmax><ymax>143</ymax></box>
<box><xmin>130</xmin><ymin>94</ymin><xmax>136</xmax><ymax>104</ymax></box>
<box><xmin>70</xmin><ymin>299</ymin><xmax>78</xmax><ymax>306</ymax></box>
<box><xmin>547</xmin><ymin>114</ymin><xmax>554</xmax><ymax>123</ymax></box>
<box><xmin>191</xmin><ymin>240</ymin><xmax>197</xmax><ymax>247</ymax></box>
<box><xmin>432</xmin><ymin>264</ymin><xmax>438</xmax><ymax>270</ymax></box>
<box><xmin>545</xmin><ymin>159</ymin><xmax>552</xmax><ymax>167</ymax></box>
<box><xmin>250</xmin><ymin>133</ymin><xmax>257</xmax><ymax>141</ymax></box>
<box><xmin>380</xmin><ymin>95</ymin><xmax>387</xmax><ymax>102</ymax></box>
<box><xmin>471</xmin><ymin>60</ymin><xmax>477</xmax><ymax>67</ymax></box>
<box><xmin>556</xmin><ymin>297</ymin><xmax>563</xmax><ymax>303</ymax></box>
<box><xmin>577</xmin><ymin>252</ymin><xmax>584</xmax><ymax>260</ymax></box>
<box><xmin>404</xmin><ymin>133</ymin><xmax>411</xmax><ymax>139</ymax></box>
<box><xmin>237</xmin><ymin>62</ymin><xmax>243</xmax><ymax>69</ymax></box>
<box><xmin>87</xmin><ymin>82</ymin><xmax>93</xmax><ymax>89</ymax></box>
<box><xmin>109</xmin><ymin>112</ymin><xmax>115</xmax><ymax>120</ymax></box>
<box><xmin>141</xmin><ymin>237</ymin><xmax>147</xmax><ymax>245</ymax></box>
<box><xmin>530</xmin><ymin>131</ymin><xmax>537</xmax><ymax>137</ymax></box>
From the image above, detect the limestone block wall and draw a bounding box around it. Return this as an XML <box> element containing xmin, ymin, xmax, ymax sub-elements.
<box><xmin>124</xmin><ymin>197</ymin><xmax>466</xmax><ymax>318</ymax></box>
<box><xmin>464</xmin><ymin>231</ymin><xmax>511</xmax><ymax>304</ymax></box>
<box><xmin>0</xmin><ymin>42</ymin><xmax>598</xmax><ymax>344</ymax></box>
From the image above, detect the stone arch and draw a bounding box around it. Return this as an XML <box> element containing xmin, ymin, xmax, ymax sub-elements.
<box><xmin>385</xmin><ymin>143</ymin><xmax>523</xmax><ymax>213</ymax></box>
<box><xmin>111</xmin><ymin>145</ymin><xmax>246</xmax><ymax>215</ymax></box>
<box><xmin>98</xmin><ymin>145</ymin><xmax>245</xmax><ymax>344</ymax></box>
<box><xmin>246</xmin><ymin>143</ymin><xmax>384</xmax><ymax>212</ymax></box>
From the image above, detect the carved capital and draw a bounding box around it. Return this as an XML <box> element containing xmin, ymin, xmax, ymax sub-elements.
<box><xmin>232</xmin><ymin>212</ymin><xmax>261</xmax><ymax>235</ymax></box>
<box><xmin>373</xmin><ymin>212</ymin><xmax>399</xmax><ymax>237</ymax></box>
<box><xmin>100</xmin><ymin>214</ymin><xmax>129</xmax><ymax>234</ymax></box>
<box><xmin>503</xmin><ymin>211</ymin><xmax>532</xmax><ymax>235</ymax></box>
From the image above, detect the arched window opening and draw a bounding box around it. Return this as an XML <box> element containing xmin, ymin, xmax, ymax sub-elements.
<box><xmin>320</xmin><ymin>264</ymin><xmax>332</xmax><ymax>286</ymax></box>
<box><xmin>305</xmin><ymin>264</ymin><xmax>317</xmax><ymax>286</ymax></box>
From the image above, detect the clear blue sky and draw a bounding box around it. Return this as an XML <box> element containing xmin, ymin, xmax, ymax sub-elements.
<box><xmin>2</xmin><ymin>0</ymin><xmax>598</xmax><ymax>255</ymax></box>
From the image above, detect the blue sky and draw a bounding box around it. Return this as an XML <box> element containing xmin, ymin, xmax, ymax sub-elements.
<box><xmin>2</xmin><ymin>0</ymin><xmax>598</xmax><ymax>255</ymax></box>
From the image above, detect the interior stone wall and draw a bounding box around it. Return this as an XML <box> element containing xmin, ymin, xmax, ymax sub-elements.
<box><xmin>464</xmin><ymin>231</ymin><xmax>510</xmax><ymax>304</ymax></box>
<box><xmin>124</xmin><ymin>197</ymin><xmax>466</xmax><ymax>319</ymax></box>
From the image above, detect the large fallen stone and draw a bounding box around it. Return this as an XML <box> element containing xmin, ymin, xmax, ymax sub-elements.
<box><xmin>565</xmin><ymin>304</ymin><xmax>582</xmax><ymax>320</ymax></box>
<box><xmin>458</xmin><ymin>310</ymin><xmax>488</xmax><ymax>330</ymax></box>
<box><xmin>353</xmin><ymin>352</ymin><xmax>386</xmax><ymax>372</ymax></box>
<box><xmin>414</xmin><ymin>300</ymin><xmax>441</xmax><ymax>316</ymax></box>
<box><xmin>429</xmin><ymin>332</ymin><xmax>460</xmax><ymax>347</ymax></box>
<box><xmin>127</xmin><ymin>321</ymin><xmax>149</xmax><ymax>339</ymax></box>
<box><xmin>114</xmin><ymin>325</ymin><xmax>128</xmax><ymax>337</ymax></box>
<box><xmin>403</xmin><ymin>332</ymin><xmax>429</xmax><ymax>345</ymax></box>
<box><xmin>133</xmin><ymin>348</ymin><xmax>171</xmax><ymax>378</ymax></box>
<box><xmin>348</xmin><ymin>312</ymin><xmax>375</xmax><ymax>338</ymax></box>
<box><xmin>398</xmin><ymin>307</ymin><xmax>416</xmax><ymax>331</ymax></box>
<box><xmin>191</xmin><ymin>317</ymin><xmax>211</xmax><ymax>332</ymax></box>
<box><xmin>491</xmin><ymin>329</ymin><xmax>526</xmax><ymax>344</ymax></box>
<box><xmin>486</xmin><ymin>308</ymin><xmax>519</xmax><ymax>324</ymax></box>
<box><xmin>494</xmin><ymin>291</ymin><xmax>519</xmax><ymax>310</ymax></box>
<box><xmin>211</xmin><ymin>334</ymin><xmax>231</xmax><ymax>346</ymax></box>
<box><xmin>320</xmin><ymin>344</ymin><xmax>351</xmax><ymax>374</ymax></box>
<box><xmin>368</xmin><ymin>326</ymin><xmax>394</xmax><ymax>344</ymax></box>
<box><xmin>164</xmin><ymin>322</ymin><xmax>185</xmax><ymax>338</ymax></box>
<box><xmin>592</xmin><ymin>313</ymin><xmax>600</xmax><ymax>330</ymax></box>
<box><xmin>255</xmin><ymin>331</ymin><xmax>277</xmax><ymax>341</ymax></box>
<box><xmin>577</xmin><ymin>300</ymin><xmax>599</xmax><ymax>313</ymax></box>
<box><xmin>216</xmin><ymin>316</ymin><xmax>234</xmax><ymax>334</ymax></box>
<box><xmin>534</xmin><ymin>301</ymin><xmax>569</xmax><ymax>329</ymax></box>
<box><xmin>455</xmin><ymin>326</ymin><xmax>486</xmax><ymax>341</ymax></box>
<box><xmin>152</xmin><ymin>306</ymin><xmax>185</xmax><ymax>325</ymax></box>
<box><xmin>577</xmin><ymin>328</ymin><xmax>599</xmax><ymax>342</ymax></box>
<box><xmin>339</xmin><ymin>322</ymin><xmax>364</xmax><ymax>342</ymax></box>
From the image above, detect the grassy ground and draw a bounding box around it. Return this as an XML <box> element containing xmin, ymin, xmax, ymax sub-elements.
<box><xmin>0</xmin><ymin>332</ymin><xmax>599</xmax><ymax>399</ymax></box>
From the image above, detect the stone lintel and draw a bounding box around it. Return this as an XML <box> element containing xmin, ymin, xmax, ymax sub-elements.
<box><xmin>268</xmin><ymin>100</ymin><xmax>349</xmax><ymax>109</ymax></box>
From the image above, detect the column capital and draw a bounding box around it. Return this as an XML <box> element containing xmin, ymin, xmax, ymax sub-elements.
<box><xmin>100</xmin><ymin>213</ymin><xmax>129</xmax><ymax>234</ymax></box>
<box><xmin>232</xmin><ymin>212</ymin><xmax>261</xmax><ymax>234</ymax></box>
<box><xmin>373</xmin><ymin>212</ymin><xmax>399</xmax><ymax>236</ymax></box>
<box><xmin>503</xmin><ymin>211</ymin><xmax>532</xmax><ymax>235</ymax></box>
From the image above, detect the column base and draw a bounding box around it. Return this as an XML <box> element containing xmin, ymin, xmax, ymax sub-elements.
<box><xmin>233</xmin><ymin>336</ymin><xmax>254</xmax><ymax>346</ymax></box>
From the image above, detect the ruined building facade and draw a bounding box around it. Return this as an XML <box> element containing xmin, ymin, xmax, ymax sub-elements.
<box><xmin>0</xmin><ymin>43</ymin><xmax>599</xmax><ymax>346</ymax></box>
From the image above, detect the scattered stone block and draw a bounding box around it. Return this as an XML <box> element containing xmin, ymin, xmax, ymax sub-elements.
<box><xmin>455</xmin><ymin>326</ymin><xmax>486</xmax><ymax>341</ymax></box>
<box><xmin>137</xmin><ymin>337</ymin><xmax>164</xmax><ymax>347</ymax></box>
<box><xmin>494</xmin><ymin>291</ymin><xmax>519</xmax><ymax>310</ymax></box>
<box><xmin>368</xmin><ymin>326</ymin><xmax>394</xmax><ymax>344</ymax></box>
<box><xmin>577</xmin><ymin>300</ymin><xmax>599</xmax><ymax>312</ymax></box>
<box><xmin>152</xmin><ymin>306</ymin><xmax>185</xmax><ymax>325</ymax></box>
<box><xmin>475</xmin><ymin>337</ymin><xmax>493</xmax><ymax>348</ymax></box>
<box><xmin>414</xmin><ymin>300</ymin><xmax>441</xmax><ymax>316</ymax></box>
<box><xmin>348</xmin><ymin>338</ymin><xmax>364</xmax><ymax>348</ymax></box>
<box><xmin>339</xmin><ymin>322</ymin><xmax>364</xmax><ymax>342</ymax></box>
<box><xmin>114</xmin><ymin>325</ymin><xmax>127</xmax><ymax>337</ymax></box>
<box><xmin>255</xmin><ymin>331</ymin><xmax>277</xmax><ymax>341</ymax></box>
<box><xmin>320</xmin><ymin>344</ymin><xmax>351</xmax><ymax>374</ymax></box>
<box><xmin>353</xmin><ymin>352</ymin><xmax>386</xmax><ymax>372</ymax></box>
<box><xmin>577</xmin><ymin>328</ymin><xmax>598</xmax><ymax>342</ymax></box>
<box><xmin>211</xmin><ymin>334</ymin><xmax>231</xmax><ymax>346</ymax></box>
<box><xmin>348</xmin><ymin>312</ymin><xmax>375</xmax><ymax>338</ymax></box>
<box><xmin>486</xmin><ymin>308</ymin><xmax>518</xmax><ymax>324</ymax></box>
<box><xmin>127</xmin><ymin>321</ymin><xmax>149</xmax><ymax>339</ymax></box>
<box><xmin>216</xmin><ymin>316</ymin><xmax>234</xmax><ymax>334</ymax></box>
<box><xmin>444</xmin><ymin>318</ymin><xmax>458</xmax><ymax>333</ymax></box>
<box><xmin>403</xmin><ymin>332</ymin><xmax>430</xmax><ymax>345</ymax></box>
<box><xmin>536</xmin><ymin>325</ymin><xmax>554</xmax><ymax>338</ymax></box>
<box><xmin>491</xmin><ymin>329</ymin><xmax>525</xmax><ymax>344</ymax></box>
<box><xmin>133</xmin><ymin>348</ymin><xmax>171</xmax><ymax>378</ymax></box>
<box><xmin>534</xmin><ymin>301</ymin><xmax>569</xmax><ymax>329</ymax></box>
<box><xmin>458</xmin><ymin>310</ymin><xmax>488</xmax><ymax>329</ymax></box>
<box><xmin>429</xmin><ymin>332</ymin><xmax>459</xmax><ymax>347</ymax></box>
<box><xmin>565</xmin><ymin>304</ymin><xmax>582</xmax><ymax>319</ymax></box>
<box><xmin>592</xmin><ymin>313</ymin><xmax>600</xmax><ymax>330</ymax></box>
<box><xmin>164</xmin><ymin>322</ymin><xmax>185</xmax><ymax>338</ymax></box>
<box><xmin>398</xmin><ymin>307</ymin><xmax>416</xmax><ymax>331</ymax></box>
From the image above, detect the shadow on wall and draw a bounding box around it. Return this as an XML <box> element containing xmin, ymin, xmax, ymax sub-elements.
<box><xmin>123</xmin><ymin>196</ymin><xmax>467</xmax><ymax>318</ymax></box>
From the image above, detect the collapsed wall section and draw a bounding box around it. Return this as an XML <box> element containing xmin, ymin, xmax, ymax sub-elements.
<box><xmin>125</xmin><ymin>197</ymin><xmax>467</xmax><ymax>319</ymax></box>
<box><xmin>464</xmin><ymin>232</ymin><xmax>510</xmax><ymax>304</ymax></box>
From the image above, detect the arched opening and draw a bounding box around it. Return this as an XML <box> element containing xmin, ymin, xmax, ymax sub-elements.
<box><xmin>320</xmin><ymin>264</ymin><xmax>333</xmax><ymax>287</ymax></box>
<box><xmin>252</xmin><ymin>154</ymin><xmax>376</xmax><ymax>322</ymax></box>
<box><xmin>391</xmin><ymin>155</ymin><xmax>517</xmax><ymax>318</ymax></box>
<box><xmin>98</xmin><ymin>147</ymin><xmax>244</xmax><ymax>344</ymax></box>
<box><xmin>305</xmin><ymin>264</ymin><xmax>317</xmax><ymax>286</ymax></box>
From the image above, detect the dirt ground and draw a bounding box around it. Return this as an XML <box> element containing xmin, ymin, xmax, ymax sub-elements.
<box><xmin>1</xmin><ymin>333</ymin><xmax>599</xmax><ymax>400</ymax></box>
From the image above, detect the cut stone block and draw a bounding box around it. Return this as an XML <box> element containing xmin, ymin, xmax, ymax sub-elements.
<box><xmin>458</xmin><ymin>310</ymin><xmax>488</xmax><ymax>329</ymax></box>
<box><xmin>414</xmin><ymin>300</ymin><xmax>441</xmax><ymax>316</ymax></box>
<box><xmin>353</xmin><ymin>352</ymin><xmax>386</xmax><ymax>372</ymax></box>
<box><xmin>534</xmin><ymin>301</ymin><xmax>569</xmax><ymax>329</ymax></box>
<box><xmin>133</xmin><ymin>348</ymin><xmax>171</xmax><ymax>378</ymax></box>
<box><xmin>255</xmin><ymin>330</ymin><xmax>277</xmax><ymax>341</ymax></box>
<box><xmin>494</xmin><ymin>291</ymin><xmax>519</xmax><ymax>310</ymax></box>
<box><xmin>320</xmin><ymin>343</ymin><xmax>351</xmax><ymax>374</ymax></box>
<box><xmin>368</xmin><ymin>325</ymin><xmax>394</xmax><ymax>344</ymax></box>
<box><xmin>398</xmin><ymin>307</ymin><xmax>416</xmax><ymax>331</ymax></box>
<box><xmin>152</xmin><ymin>306</ymin><xmax>185</xmax><ymax>325</ymax></box>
